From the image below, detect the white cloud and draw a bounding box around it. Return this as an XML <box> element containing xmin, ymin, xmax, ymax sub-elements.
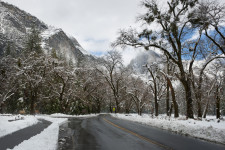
<box><xmin>2</xmin><ymin>0</ymin><xmax>143</xmax><ymax>64</ymax></box>
<box><xmin>117</xmin><ymin>48</ymin><xmax>144</xmax><ymax>66</ymax></box>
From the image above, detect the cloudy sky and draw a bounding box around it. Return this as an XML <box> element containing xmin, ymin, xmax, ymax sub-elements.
<box><xmin>3</xmin><ymin>0</ymin><xmax>143</xmax><ymax>65</ymax></box>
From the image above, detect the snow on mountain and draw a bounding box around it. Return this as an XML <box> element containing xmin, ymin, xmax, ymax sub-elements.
<box><xmin>0</xmin><ymin>1</ymin><xmax>88</xmax><ymax>63</ymax></box>
<box><xmin>68</xmin><ymin>35</ymin><xmax>90</xmax><ymax>55</ymax></box>
<box><xmin>128</xmin><ymin>49</ymin><xmax>161</xmax><ymax>74</ymax></box>
<box><xmin>41</xmin><ymin>26</ymin><xmax>62</xmax><ymax>39</ymax></box>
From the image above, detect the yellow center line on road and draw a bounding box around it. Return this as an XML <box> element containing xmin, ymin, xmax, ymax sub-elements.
<box><xmin>103</xmin><ymin>118</ymin><xmax>172</xmax><ymax>150</ymax></box>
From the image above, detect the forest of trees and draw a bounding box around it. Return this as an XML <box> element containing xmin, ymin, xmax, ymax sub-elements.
<box><xmin>0</xmin><ymin>0</ymin><xmax>225</xmax><ymax>119</ymax></box>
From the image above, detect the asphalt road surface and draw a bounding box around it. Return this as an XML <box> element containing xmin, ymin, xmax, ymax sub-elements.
<box><xmin>59</xmin><ymin>114</ymin><xmax>225</xmax><ymax>150</ymax></box>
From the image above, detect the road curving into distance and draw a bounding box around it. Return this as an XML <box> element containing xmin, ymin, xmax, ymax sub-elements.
<box><xmin>58</xmin><ymin>114</ymin><xmax>225</xmax><ymax>150</ymax></box>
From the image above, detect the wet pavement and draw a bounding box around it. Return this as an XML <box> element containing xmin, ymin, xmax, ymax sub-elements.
<box><xmin>58</xmin><ymin>114</ymin><xmax>225</xmax><ymax>150</ymax></box>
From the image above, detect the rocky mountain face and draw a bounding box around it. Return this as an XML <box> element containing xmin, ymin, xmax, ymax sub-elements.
<box><xmin>0</xmin><ymin>1</ymin><xmax>88</xmax><ymax>63</ymax></box>
<box><xmin>128</xmin><ymin>50</ymin><xmax>161</xmax><ymax>74</ymax></box>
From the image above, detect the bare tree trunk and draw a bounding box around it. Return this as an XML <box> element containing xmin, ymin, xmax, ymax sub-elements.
<box><xmin>109</xmin><ymin>99</ymin><xmax>112</xmax><ymax>113</ymax></box>
<box><xmin>0</xmin><ymin>103</ymin><xmax>2</xmax><ymax>114</ymax></box>
<box><xmin>30</xmin><ymin>91</ymin><xmax>36</xmax><ymax>115</ymax></box>
<box><xmin>160</xmin><ymin>71</ymin><xmax>179</xmax><ymax>117</ymax></box>
<box><xmin>197</xmin><ymin>100</ymin><xmax>202</xmax><ymax>118</ymax></box>
<box><xmin>30</xmin><ymin>99</ymin><xmax>35</xmax><ymax>114</ymax></box>
<box><xmin>140</xmin><ymin>107</ymin><xmax>143</xmax><ymax>116</ymax></box>
<box><xmin>196</xmin><ymin>74</ymin><xmax>203</xmax><ymax>118</ymax></box>
<box><xmin>167</xmin><ymin>76</ymin><xmax>179</xmax><ymax>118</ymax></box>
<box><xmin>125</xmin><ymin>98</ymin><xmax>132</xmax><ymax>114</ymax></box>
<box><xmin>96</xmin><ymin>99</ymin><xmax>101</xmax><ymax>113</ymax></box>
<box><xmin>183</xmin><ymin>78</ymin><xmax>194</xmax><ymax>119</ymax></box>
<box><xmin>203</xmin><ymin>80</ymin><xmax>216</xmax><ymax>118</ymax></box>
<box><xmin>134</xmin><ymin>100</ymin><xmax>141</xmax><ymax>116</ymax></box>
<box><xmin>147</xmin><ymin>66</ymin><xmax>159</xmax><ymax>116</ymax></box>
<box><xmin>138</xmin><ymin>109</ymin><xmax>140</xmax><ymax>115</ymax></box>
<box><xmin>166</xmin><ymin>82</ymin><xmax>170</xmax><ymax>116</ymax></box>
<box><xmin>216</xmin><ymin>85</ymin><xmax>221</xmax><ymax>119</ymax></box>
<box><xmin>154</xmin><ymin>92</ymin><xmax>159</xmax><ymax>116</ymax></box>
<box><xmin>166</xmin><ymin>58</ymin><xmax>170</xmax><ymax>116</ymax></box>
<box><xmin>153</xmin><ymin>79</ymin><xmax>159</xmax><ymax>116</ymax></box>
<box><xmin>203</xmin><ymin>100</ymin><xmax>209</xmax><ymax>118</ymax></box>
<box><xmin>191</xmin><ymin>75</ymin><xmax>202</xmax><ymax>118</ymax></box>
<box><xmin>115</xmin><ymin>97</ymin><xmax>120</xmax><ymax>113</ymax></box>
<box><xmin>170</xmin><ymin>88</ymin><xmax>179</xmax><ymax>118</ymax></box>
<box><xmin>169</xmin><ymin>103</ymin><xmax>173</xmax><ymax>117</ymax></box>
<box><xmin>138</xmin><ymin>102</ymin><xmax>140</xmax><ymax>115</ymax></box>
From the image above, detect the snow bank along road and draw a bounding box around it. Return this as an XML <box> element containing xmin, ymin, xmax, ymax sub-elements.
<box><xmin>111</xmin><ymin>114</ymin><xmax>225</xmax><ymax>144</ymax></box>
<box><xmin>61</xmin><ymin>114</ymin><xmax>225</xmax><ymax>150</ymax></box>
<box><xmin>0</xmin><ymin>119</ymin><xmax>51</xmax><ymax>150</ymax></box>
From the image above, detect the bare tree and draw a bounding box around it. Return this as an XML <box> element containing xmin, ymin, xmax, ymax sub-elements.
<box><xmin>113</xmin><ymin>0</ymin><xmax>209</xmax><ymax>118</ymax></box>
<box><xmin>202</xmin><ymin>60</ymin><xmax>224</xmax><ymax>118</ymax></box>
<box><xmin>97</xmin><ymin>51</ymin><xmax>128</xmax><ymax>113</ymax></box>
<box><xmin>160</xmin><ymin>70</ymin><xmax>179</xmax><ymax>118</ymax></box>
<box><xmin>191</xmin><ymin>56</ymin><xmax>224</xmax><ymax>118</ymax></box>
<box><xmin>145</xmin><ymin>63</ymin><xmax>167</xmax><ymax>116</ymax></box>
<box><xmin>189</xmin><ymin>0</ymin><xmax>225</xmax><ymax>55</ymax></box>
<box><xmin>127</xmin><ymin>76</ymin><xmax>149</xmax><ymax>115</ymax></box>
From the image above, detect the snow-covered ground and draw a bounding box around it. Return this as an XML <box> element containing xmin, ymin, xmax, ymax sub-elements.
<box><xmin>0</xmin><ymin>114</ymin><xmax>39</xmax><ymax>138</ymax></box>
<box><xmin>111</xmin><ymin>114</ymin><xmax>225</xmax><ymax>144</ymax></box>
<box><xmin>9</xmin><ymin>115</ymin><xmax>67</xmax><ymax>150</ymax></box>
<box><xmin>10</xmin><ymin>114</ymin><xmax>99</xmax><ymax>150</ymax></box>
<box><xmin>0</xmin><ymin>114</ymin><xmax>98</xmax><ymax>150</ymax></box>
<box><xmin>50</xmin><ymin>113</ymin><xmax>99</xmax><ymax>118</ymax></box>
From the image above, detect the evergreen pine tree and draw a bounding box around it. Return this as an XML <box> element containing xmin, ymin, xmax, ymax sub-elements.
<box><xmin>51</xmin><ymin>48</ymin><xmax>58</xmax><ymax>59</ymax></box>
<box><xmin>5</xmin><ymin>42</ymin><xmax>11</xmax><ymax>56</ymax></box>
<box><xmin>24</xmin><ymin>26</ymin><xmax>42</xmax><ymax>55</ymax></box>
